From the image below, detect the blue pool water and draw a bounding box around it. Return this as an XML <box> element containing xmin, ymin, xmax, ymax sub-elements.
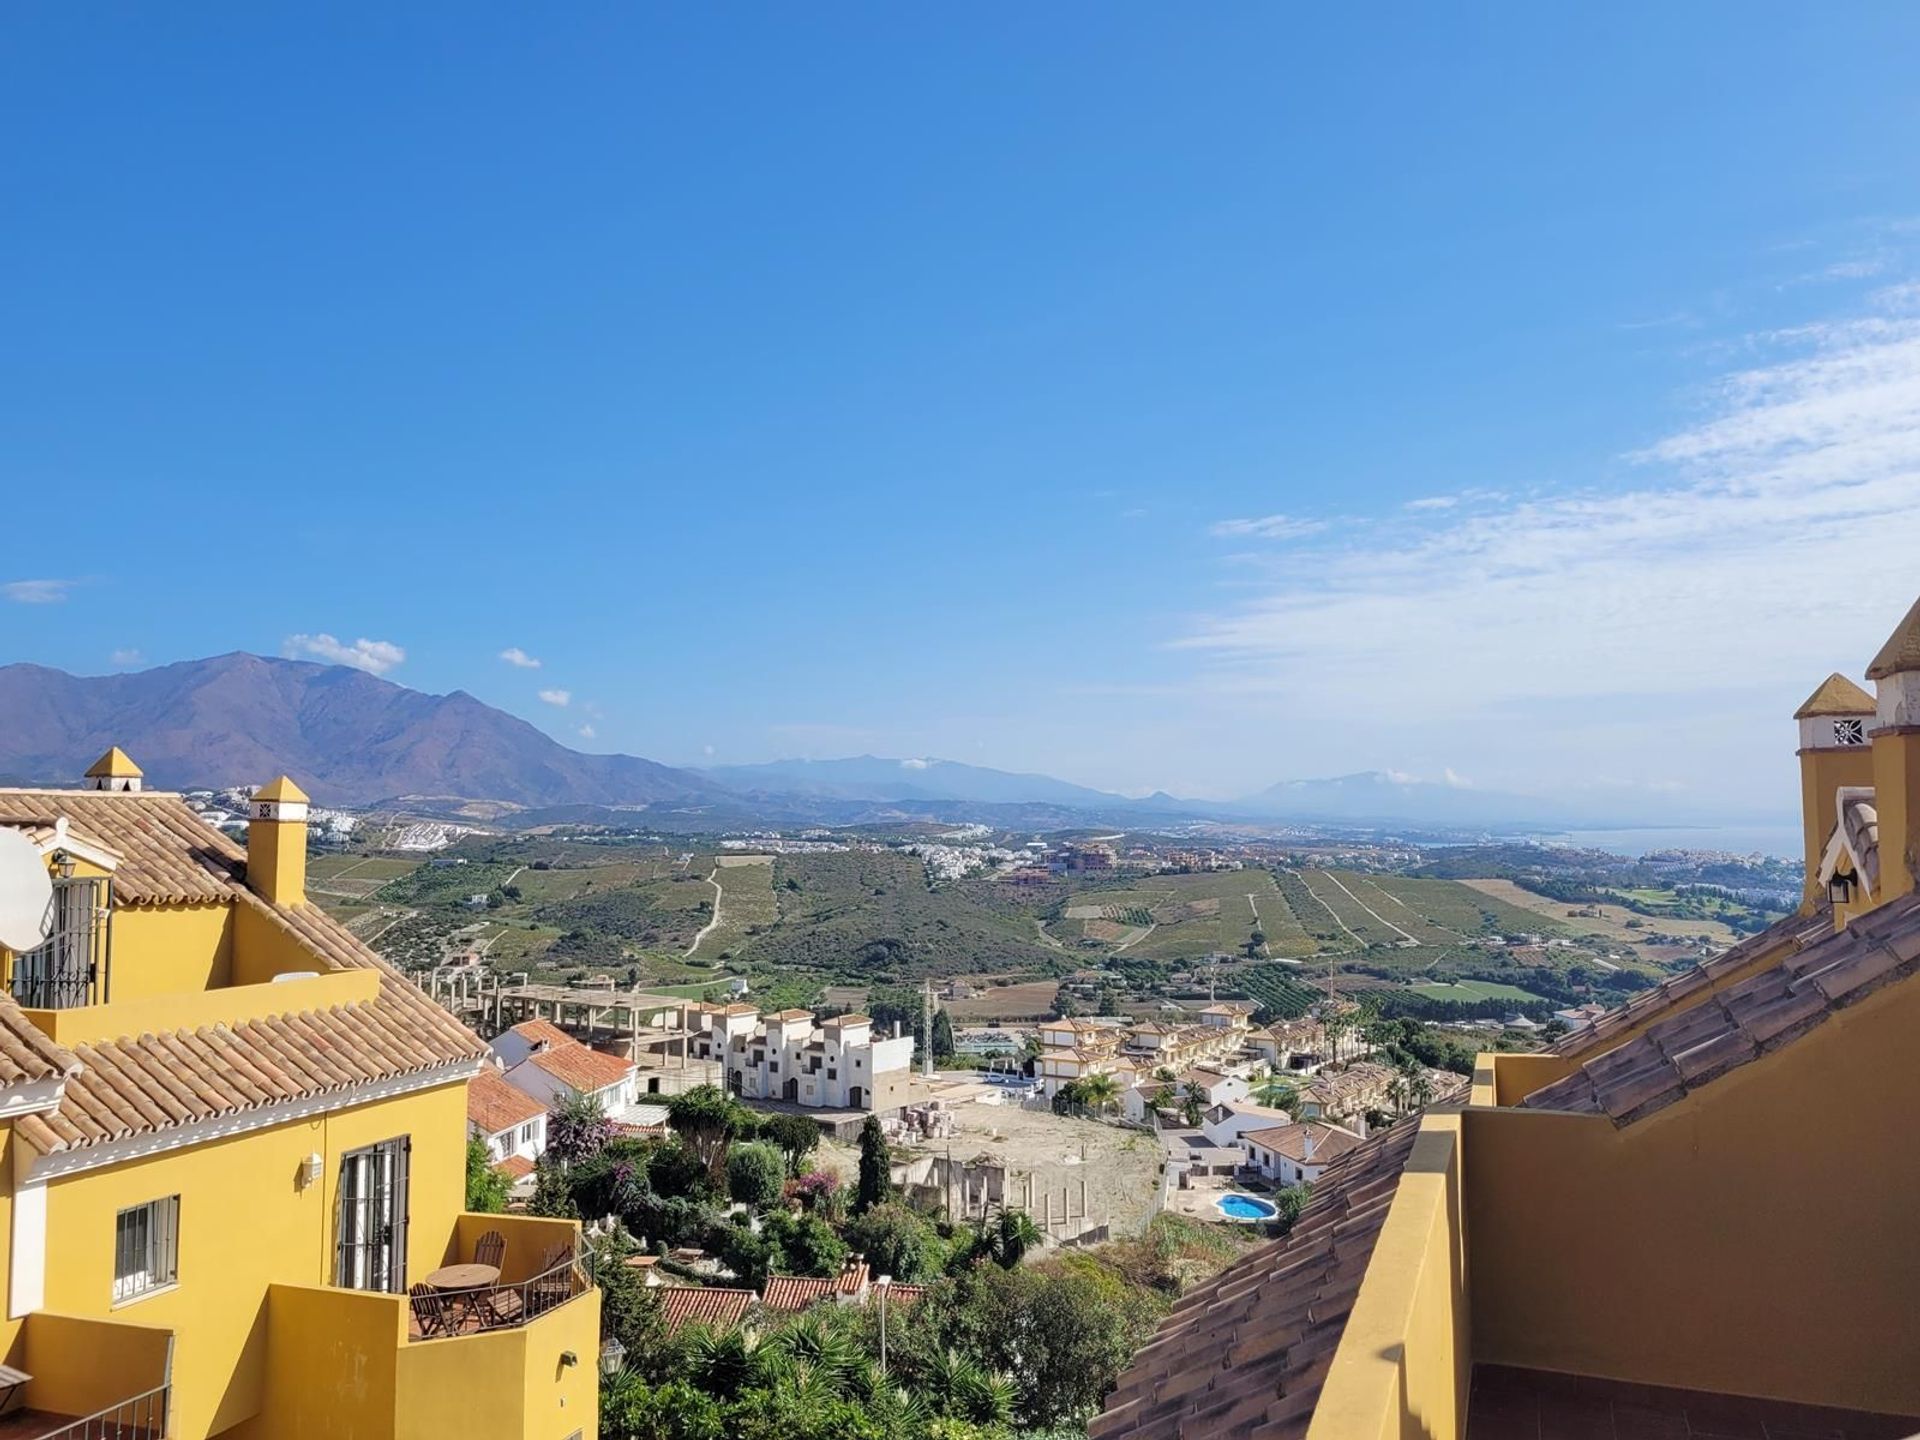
<box><xmin>1216</xmin><ymin>1193</ymin><xmax>1279</xmax><ymax>1221</ymax></box>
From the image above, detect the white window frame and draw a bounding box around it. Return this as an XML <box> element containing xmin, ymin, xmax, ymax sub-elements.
<box><xmin>520</xmin><ymin>1121</ymin><xmax>537</xmax><ymax>1146</ymax></box>
<box><xmin>113</xmin><ymin>1195</ymin><xmax>179</xmax><ymax>1305</ymax></box>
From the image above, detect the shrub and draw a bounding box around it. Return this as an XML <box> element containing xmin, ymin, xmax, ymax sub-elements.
<box><xmin>726</xmin><ymin>1141</ymin><xmax>787</xmax><ymax>1209</ymax></box>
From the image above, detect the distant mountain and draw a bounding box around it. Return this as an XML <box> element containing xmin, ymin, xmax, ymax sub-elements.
<box><xmin>702</xmin><ymin>755</ymin><xmax>1134</xmax><ymax>809</ymax></box>
<box><xmin>1232</xmin><ymin>771</ymin><xmax>1576</xmax><ymax>828</ymax></box>
<box><xmin>0</xmin><ymin>655</ymin><xmax>727</xmax><ymax>809</ymax></box>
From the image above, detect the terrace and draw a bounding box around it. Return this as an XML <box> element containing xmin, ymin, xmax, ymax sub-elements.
<box><xmin>0</xmin><ymin>1313</ymin><xmax>173</xmax><ymax>1440</ymax></box>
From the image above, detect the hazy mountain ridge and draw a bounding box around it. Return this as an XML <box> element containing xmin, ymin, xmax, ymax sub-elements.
<box><xmin>0</xmin><ymin>655</ymin><xmax>1691</xmax><ymax>831</ymax></box>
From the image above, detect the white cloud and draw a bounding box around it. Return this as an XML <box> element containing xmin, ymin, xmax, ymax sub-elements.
<box><xmin>577</xmin><ymin>724</ymin><xmax>596</xmax><ymax>740</ymax></box>
<box><xmin>1405</xmin><ymin>495</ymin><xmax>1459</xmax><ymax>511</ymax></box>
<box><xmin>499</xmin><ymin>647</ymin><xmax>542</xmax><ymax>669</ymax></box>
<box><xmin>1177</xmin><ymin>284</ymin><xmax>1920</xmax><ymax>742</ymax></box>
<box><xmin>109</xmin><ymin>648</ymin><xmax>142</xmax><ymax>667</ymax></box>
<box><xmin>1207</xmin><ymin>514</ymin><xmax>1330</xmax><ymax>542</ymax></box>
<box><xmin>538</xmin><ymin>689</ymin><xmax>572</xmax><ymax>707</ymax></box>
<box><xmin>900</xmin><ymin>757</ymin><xmax>931</xmax><ymax>770</ymax></box>
<box><xmin>703</xmin><ymin>744</ymin><xmax>716</xmax><ymax>757</ymax></box>
<box><xmin>1442</xmin><ymin>768</ymin><xmax>1473</xmax><ymax>789</ymax></box>
<box><xmin>283</xmin><ymin>633</ymin><xmax>406</xmax><ymax>675</ymax></box>
<box><xmin>4</xmin><ymin>579</ymin><xmax>74</xmax><ymax>604</ymax></box>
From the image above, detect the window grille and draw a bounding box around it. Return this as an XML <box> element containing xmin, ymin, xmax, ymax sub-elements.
<box><xmin>335</xmin><ymin>1137</ymin><xmax>411</xmax><ymax>1293</ymax></box>
<box><xmin>113</xmin><ymin>1196</ymin><xmax>179</xmax><ymax>1303</ymax></box>
<box><xmin>13</xmin><ymin>876</ymin><xmax>111</xmax><ymax>1009</ymax></box>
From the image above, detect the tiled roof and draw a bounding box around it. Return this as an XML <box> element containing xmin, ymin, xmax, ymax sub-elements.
<box><xmin>761</xmin><ymin>1263</ymin><xmax>868</xmax><ymax>1312</ymax></box>
<box><xmin>0</xmin><ymin>790</ymin><xmax>243</xmax><ymax>902</ymax></box>
<box><xmin>821</xmin><ymin>1013</ymin><xmax>871</xmax><ymax>1029</ymax></box>
<box><xmin>655</xmin><ymin>1285</ymin><xmax>756</xmax><ymax>1332</ymax></box>
<box><xmin>1240</xmin><ymin>1122</ymin><xmax>1364</xmax><ymax>1166</ymax></box>
<box><xmin>526</xmin><ymin>1042</ymin><xmax>633</xmax><ymax>1094</ymax></box>
<box><xmin>1090</xmin><ymin>1111</ymin><xmax>1434</xmax><ymax>1440</ymax></box>
<box><xmin>468</xmin><ymin>1067</ymin><xmax>547</xmax><ymax>1135</ymax></box>
<box><xmin>0</xmin><ymin>1011</ymin><xmax>79</xmax><ymax>1087</ymax></box>
<box><xmin>494</xmin><ymin>1154</ymin><xmax>535</xmax><ymax>1180</ymax></box>
<box><xmin>1546</xmin><ymin>907</ymin><xmax>1833</xmax><ymax>1062</ymax></box>
<box><xmin>1524</xmin><ymin>894</ymin><xmax>1920</xmax><ymax>1126</ymax></box>
<box><xmin>507</xmin><ymin>1019</ymin><xmax>576</xmax><ymax>1051</ymax></box>
<box><xmin>1866</xmin><ymin>595</ymin><xmax>1920</xmax><ymax>680</ymax></box>
<box><xmin>1795</xmin><ymin>672</ymin><xmax>1876</xmax><ymax>719</ymax></box>
<box><xmin>880</xmin><ymin>1283</ymin><xmax>926</xmax><ymax>1305</ymax></box>
<box><xmin>0</xmin><ymin>791</ymin><xmax>486</xmax><ymax>1155</ymax></box>
<box><xmin>1300</xmin><ymin>1061</ymin><xmax>1395</xmax><ymax>1108</ymax></box>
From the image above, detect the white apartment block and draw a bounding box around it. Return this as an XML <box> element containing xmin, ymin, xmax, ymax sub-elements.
<box><xmin>691</xmin><ymin>1004</ymin><xmax>915</xmax><ymax>1113</ymax></box>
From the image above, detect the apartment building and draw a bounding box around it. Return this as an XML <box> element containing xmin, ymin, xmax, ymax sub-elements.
<box><xmin>695</xmin><ymin>1005</ymin><xmax>913</xmax><ymax>1113</ymax></box>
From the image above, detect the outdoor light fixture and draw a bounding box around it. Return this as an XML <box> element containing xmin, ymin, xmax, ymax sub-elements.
<box><xmin>599</xmin><ymin>1337</ymin><xmax>626</xmax><ymax>1378</ymax></box>
<box><xmin>559</xmin><ymin>1350</ymin><xmax>578</xmax><ymax>1369</ymax></box>
<box><xmin>1829</xmin><ymin>871</ymin><xmax>1858</xmax><ymax>906</ymax></box>
<box><xmin>302</xmin><ymin>1152</ymin><xmax>324</xmax><ymax>1187</ymax></box>
<box><xmin>51</xmin><ymin>851</ymin><xmax>74</xmax><ymax>880</ymax></box>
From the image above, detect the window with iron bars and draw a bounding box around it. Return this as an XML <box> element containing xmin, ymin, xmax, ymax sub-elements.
<box><xmin>12</xmin><ymin>875</ymin><xmax>111</xmax><ymax>1010</ymax></box>
<box><xmin>113</xmin><ymin>1195</ymin><xmax>179</xmax><ymax>1304</ymax></box>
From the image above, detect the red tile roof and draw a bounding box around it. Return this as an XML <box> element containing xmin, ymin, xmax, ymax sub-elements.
<box><xmin>1239</xmin><ymin>1121</ymin><xmax>1364</xmax><ymax>1166</ymax></box>
<box><xmin>655</xmin><ymin>1285</ymin><xmax>756</xmax><ymax>1332</ymax></box>
<box><xmin>508</xmin><ymin>1019</ymin><xmax>577</xmax><ymax>1051</ymax></box>
<box><xmin>760</xmin><ymin>1262</ymin><xmax>869</xmax><ymax>1312</ymax></box>
<box><xmin>1091</xmin><ymin>1108</ymin><xmax>1441</xmax><ymax>1440</ymax></box>
<box><xmin>468</xmin><ymin>1067</ymin><xmax>547</xmax><ymax>1136</ymax></box>
<box><xmin>1525</xmin><ymin>894</ymin><xmax>1920</xmax><ymax>1126</ymax></box>
<box><xmin>526</xmin><ymin>1042</ymin><xmax>633</xmax><ymax>1094</ymax></box>
<box><xmin>493</xmin><ymin>1155</ymin><xmax>534</xmax><ymax>1180</ymax></box>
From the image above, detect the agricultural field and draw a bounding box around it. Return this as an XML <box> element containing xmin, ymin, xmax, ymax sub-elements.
<box><xmin>1352</xmin><ymin>873</ymin><xmax>1568</xmax><ymax>939</ymax></box>
<box><xmin>1457</xmin><ymin>879</ymin><xmax>1742</xmax><ymax>946</ymax></box>
<box><xmin>689</xmin><ymin>854</ymin><xmax>782</xmax><ymax>960</ymax></box>
<box><xmin>305</xmin><ymin>854</ymin><xmax>421</xmax><ymax>901</ymax></box>
<box><xmin>1407</xmin><ymin>978</ymin><xmax>1547</xmax><ymax>1005</ymax></box>
<box><xmin>1050</xmin><ymin>869</ymin><xmax>1314</xmax><ymax>961</ymax></box>
<box><xmin>1227</xmin><ymin>964</ymin><xmax>1322</xmax><ymax>1019</ymax></box>
<box><xmin>1296</xmin><ymin>870</ymin><xmax>1415</xmax><ymax>948</ymax></box>
<box><xmin>945</xmin><ymin>979</ymin><xmax>1063</xmax><ymax>1022</ymax></box>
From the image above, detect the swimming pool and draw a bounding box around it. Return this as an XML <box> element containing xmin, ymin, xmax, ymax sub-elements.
<box><xmin>1215</xmin><ymin>1193</ymin><xmax>1279</xmax><ymax>1221</ymax></box>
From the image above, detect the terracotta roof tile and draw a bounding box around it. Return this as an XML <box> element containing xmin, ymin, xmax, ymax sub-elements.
<box><xmin>526</xmin><ymin>1042</ymin><xmax>633</xmax><ymax>1094</ymax></box>
<box><xmin>0</xmin><ymin>790</ymin><xmax>243</xmax><ymax>903</ymax></box>
<box><xmin>655</xmin><ymin>1285</ymin><xmax>756</xmax><ymax>1332</ymax></box>
<box><xmin>494</xmin><ymin>1155</ymin><xmax>534</xmax><ymax>1180</ymax></box>
<box><xmin>468</xmin><ymin>1068</ymin><xmax>548</xmax><ymax>1135</ymax></box>
<box><xmin>508</xmin><ymin>1019</ymin><xmax>576</xmax><ymax>1050</ymax></box>
<box><xmin>1794</xmin><ymin>672</ymin><xmax>1876</xmax><ymax>718</ymax></box>
<box><xmin>1090</xmin><ymin>1101</ymin><xmax>1456</xmax><ymax>1440</ymax></box>
<box><xmin>1239</xmin><ymin>1122</ymin><xmax>1364</xmax><ymax>1165</ymax></box>
<box><xmin>1525</xmin><ymin>893</ymin><xmax>1920</xmax><ymax>1125</ymax></box>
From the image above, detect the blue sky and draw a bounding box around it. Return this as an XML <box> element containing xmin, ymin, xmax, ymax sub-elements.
<box><xmin>5</xmin><ymin>6</ymin><xmax>1920</xmax><ymax>818</ymax></box>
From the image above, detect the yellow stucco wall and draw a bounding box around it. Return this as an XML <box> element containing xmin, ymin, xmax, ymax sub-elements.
<box><xmin>1466</xmin><ymin>970</ymin><xmax>1920</xmax><ymax>1414</ymax></box>
<box><xmin>1307</xmin><ymin>1115</ymin><xmax>1469</xmax><ymax>1440</ymax></box>
<box><xmin>20</xmin><ymin>1310</ymin><xmax>174</xmax><ymax>1418</ymax></box>
<box><xmin>393</xmin><ymin>1289</ymin><xmax>601</xmax><ymax>1440</ymax></box>
<box><xmin>1871</xmin><ymin>729</ymin><xmax>1920</xmax><ymax>902</ymax></box>
<box><xmin>72</xmin><ymin>901</ymin><xmax>234</xmax><ymax>1003</ymax></box>
<box><xmin>23</xmin><ymin>1078</ymin><xmax>468</xmax><ymax>1439</ymax></box>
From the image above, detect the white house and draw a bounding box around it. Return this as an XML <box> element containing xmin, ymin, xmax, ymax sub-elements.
<box><xmin>1239</xmin><ymin>1121</ymin><xmax>1364</xmax><ymax>1186</ymax></box>
<box><xmin>1175</xmin><ymin>1067</ymin><xmax>1250</xmax><ymax>1109</ymax></box>
<box><xmin>467</xmin><ymin>1065</ymin><xmax>549</xmax><ymax>1165</ymax></box>
<box><xmin>704</xmin><ymin>1007</ymin><xmax>915</xmax><ymax>1113</ymax></box>
<box><xmin>1201</xmin><ymin>1100</ymin><xmax>1297</xmax><ymax>1148</ymax></box>
<box><xmin>492</xmin><ymin>1018</ymin><xmax>640</xmax><ymax>1116</ymax></box>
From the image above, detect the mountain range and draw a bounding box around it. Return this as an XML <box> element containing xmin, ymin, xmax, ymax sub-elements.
<box><xmin>0</xmin><ymin>653</ymin><xmax>1624</xmax><ymax>832</ymax></box>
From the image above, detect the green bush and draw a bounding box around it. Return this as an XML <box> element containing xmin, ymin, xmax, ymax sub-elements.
<box><xmin>726</xmin><ymin>1142</ymin><xmax>787</xmax><ymax>1209</ymax></box>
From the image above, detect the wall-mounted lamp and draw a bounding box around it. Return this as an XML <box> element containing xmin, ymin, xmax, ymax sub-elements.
<box><xmin>301</xmin><ymin>1152</ymin><xmax>324</xmax><ymax>1188</ymax></box>
<box><xmin>599</xmin><ymin>1337</ymin><xmax>626</xmax><ymax>1378</ymax></box>
<box><xmin>559</xmin><ymin>1350</ymin><xmax>579</xmax><ymax>1369</ymax></box>
<box><xmin>1829</xmin><ymin>872</ymin><xmax>1858</xmax><ymax>906</ymax></box>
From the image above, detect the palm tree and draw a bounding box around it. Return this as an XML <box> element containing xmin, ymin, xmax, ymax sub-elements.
<box><xmin>1076</xmin><ymin>1071</ymin><xmax>1120</xmax><ymax>1115</ymax></box>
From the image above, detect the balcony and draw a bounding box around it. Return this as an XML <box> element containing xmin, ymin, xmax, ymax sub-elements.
<box><xmin>0</xmin><ymin>1312</ymin><xmax>173</xmax><ymax>1439</ymax></box>
<box><xmin>257</xmin><ymin>1214</ymin><xmax>601</xmax><ymax>1440</ymax></box>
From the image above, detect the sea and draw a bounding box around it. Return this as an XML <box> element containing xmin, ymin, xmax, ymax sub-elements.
<box><xmin>1528</xmin><ymin>826</ymin><xmax>1802</xmax><ymax>861</ymax></box>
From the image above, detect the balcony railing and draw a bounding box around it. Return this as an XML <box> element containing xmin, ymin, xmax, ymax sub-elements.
<box><xmin>10</xmin><ymin>878</ymin><xmax>111</xmax><ymax>1011</ymax></box>
<box><xmin>407</xmin><ymin>1248</ymin><xmax>586</xmax><ymax>1341</ymax></box>
<box><xmin>25</xmin><ymin>1382</ymin><xmax>169</xmax><ymax>1440</ymax></box>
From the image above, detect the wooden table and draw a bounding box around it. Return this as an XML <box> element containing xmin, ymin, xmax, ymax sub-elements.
<box><xmin>424</xmin><ymin>1263</ymin><xmax>500</xmax><ymax>1327</ymax></box>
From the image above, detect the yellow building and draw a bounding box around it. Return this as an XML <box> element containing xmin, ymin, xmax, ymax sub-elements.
<box><xmin>1093</xmin><ymin>595</ymin><xmax>1920</xmax><ymax>1440</ymax></box>
<box><xmin>0</xmin><ymin>756</ymin><xmax>599</xmax><ymax>1440</ymax></box>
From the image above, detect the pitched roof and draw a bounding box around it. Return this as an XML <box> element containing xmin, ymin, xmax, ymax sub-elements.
<box><xmin>1546</xmin><ymin>906</ymin><xmax>1833</xmax><ymax>1062</ymax></box>
<box><xmin>84</xmin><ymin>747</ymin><xmax>143</xmax><ymax>779</ymax></box>
<box><xmin>760</xmin><ymin>1263</ymin><xmax>869</xmax><ymax>1311</ymax></box>
<box><xmin>1240</xmin><ymin>1122</ymin><xmax>1364</xmax><ymax>1166</ymax></box>
<box><xmin>0</xmin><ymin>790</ymin><xmax>486</xmax><ymax>1156</ymax></box>
<box><xmin>494</xmin><ymin>1155</ymin><xmax>535</xmax><ymax>1180</ymax></box>
<box><xmin>468</xmin><ymin>1067</ymin><xmax>548</xmax><ymax>1135</ymax></box>
<box><xmin>1866</xmin><ymin>594</ymin><xmax>1920</xmax><ymax>680</ymax></box>
<box><xmin>655</xmin><ymin>1285</ymin><xmax>756</xmax><ymax>1332</ymax></box>
<box><xmin>0</xmin><ymin>791</ymin><xmax>243</xmax><ymax>903</ymax></box>
<box><xmin>1300</xmin><ymin>1061</ymin><xmax>1394</xmax><ymax>1106</ymax></box>
<box><xmin>525</xmin><ymin>1041</ymin><xmax>633</xmax><ymax>1093</ymax></box>
<box><xmin>1795</xmin><ymin>672</ymin><xmax>1876</xmax><ymax>719</ymax></box>
<box><xmin>1090</xmin><ymin>1111</ymin><xmax>1435</xmax><ymax>1440</ymax></box>
<box><xmin>252</xmin><ymin>774</ymin><xmax>310</xmax><ymax>803</ymax></box>
<box><xmin>0</xmin><ymin>1011</ymin><xmax>80</xmax><ymax>1087</ymax></box>
<box><xmin>821</xmin><ymin>1013</ymin><xmax>871</xmax><ymax>1029</ymax></box>
<box><xmin>507</xmin><ymin>1018</ymin><xmax>576</xmax><ymax>1051</ymax></box>
<box><xmin>1524</xmin><ymin>893</ymin><xmax>1920</xmax><ymax>1126</ymax></box>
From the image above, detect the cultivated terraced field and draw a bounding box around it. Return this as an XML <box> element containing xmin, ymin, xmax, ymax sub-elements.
<box><xmin>1053</xmin><ymin>870</ymin><xmax>1315</xmax><ymax>961</ymax></box>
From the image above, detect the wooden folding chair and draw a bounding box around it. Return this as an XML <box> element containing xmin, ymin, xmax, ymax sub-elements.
<box><xmin>409</xmin><ymin>1283</ymin><xmax>454</xmax><ymax>1338</ymax></box>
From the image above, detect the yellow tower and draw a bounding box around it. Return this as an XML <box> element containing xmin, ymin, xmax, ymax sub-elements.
<box><xmin>247</xmin><ymin>774</ymin><xmax>310</xmax><ymax>907</ymax></box>
<box><xmin>1866</xmin><ymin>596</ymin><xmax>1920</xmax><ymax>904</ymax></box>
<box><xmin>1793</xmin><ymin>673</ymin><xmax>1876</xmax><ymax>912</ymax></box>
<box><xmin>83</xmin><ymin>746</ymin><xmax>144</xmax><ymax>792</ymax></box>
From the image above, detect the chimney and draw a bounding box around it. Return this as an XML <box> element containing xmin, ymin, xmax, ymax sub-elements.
<box><xmin>1793</xmin><ymin>674</ymin><xmax>1877</xmax><ymax>913</ymax></box>
<box><xmin>247</xmin><ymin>775</ymin><xmax>311</xmax><ymax>907</ymax></box>
<box><xmin>1868</xmin><ymin>597</ymin><xmax>1920</xmax><ymax>905</ymax></box>
<box><xmin>1301</xmin><ymin>1126</ymin><xmax>1316</xmax><ymax>1162</ymax></box>
<box><xmin>83</xmin><ymin>747</ymin><xmax>143</xmax><ymax>793</ymax></box>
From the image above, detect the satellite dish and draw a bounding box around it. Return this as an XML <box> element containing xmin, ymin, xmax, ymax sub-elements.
<box><xmin>0</xmin><ymin>828</ymin><xmax>54</xmax><ymax>954</ymax></box>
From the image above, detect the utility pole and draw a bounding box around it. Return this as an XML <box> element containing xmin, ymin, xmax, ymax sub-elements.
<box><xmin>921</xmin><ymin>978</ymin><xmax>935</xmax><ymax>1078</ymax></box>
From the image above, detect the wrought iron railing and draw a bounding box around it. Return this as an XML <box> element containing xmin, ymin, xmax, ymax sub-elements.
<box><xmin>31</xmin><ymin>1382</ymin><xmax>169</xmax><ymax>1439</ymax></box>
<box><xmin>11</xmin><ymin>876</ymin><xmax>112</xmax><ymax>1010</ymax></box>
<box><xmin>407</xmin><ymin>1249</ymin><xmax>587</xmax><ymax>1340</ymax></box>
